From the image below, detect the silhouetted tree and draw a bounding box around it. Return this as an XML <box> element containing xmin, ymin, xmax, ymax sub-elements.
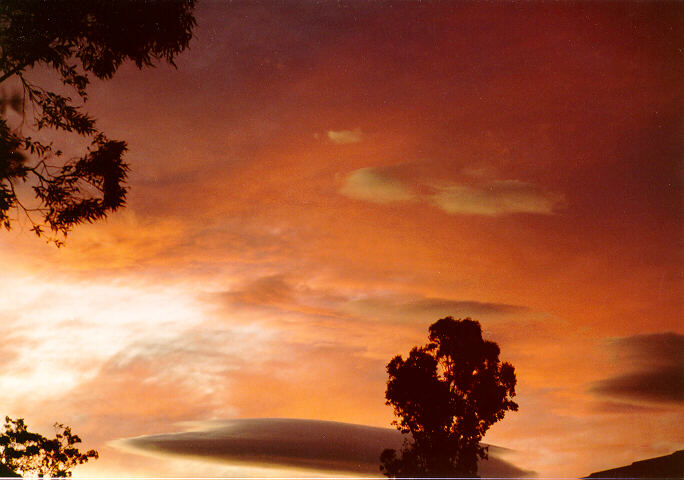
<box><xmin>0</xmin><ymin>416</ymin><xmax>98</xmax><ymax>477</ymax></box>
<box><xmin>380</xmin><ymin>317</ymin><xmax>518</xmax><ymax>478</ymax></box>
<box><xmin>0</xmin><ymin>0</ymin><xmax>196</xmax><ymax>244</ymax></box>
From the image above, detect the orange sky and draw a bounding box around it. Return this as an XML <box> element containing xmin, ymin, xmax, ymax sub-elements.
<box><xmin>1</xmin><ymin>1</ymin><xmax>682</xmax><ymax>478</ymax></box>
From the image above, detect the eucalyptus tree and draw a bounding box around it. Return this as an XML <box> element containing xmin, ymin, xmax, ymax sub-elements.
<box><xmin>381</xmin><ymin>317</ymin><xmax>518</xmax><ymax>478</ymax></box>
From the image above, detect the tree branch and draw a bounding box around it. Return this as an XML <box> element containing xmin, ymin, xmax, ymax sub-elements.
<box><xmin>0</xmin><ymin>62</ymin><xmax>28</xmax><ymax>84</ymax></box>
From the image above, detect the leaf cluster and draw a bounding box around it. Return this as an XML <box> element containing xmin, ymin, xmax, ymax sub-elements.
<box><xmin>0</xmin><ymin>417</ymin><xmax>98</xmax><ymax>478</ymax></box>
<box><xmin>0</xmin><ymin>0</ymin><xmax>196</xmax><ymax>244</ymax></box>
<box><xmin>0</xmin><ymin>0</ymin><xmax>196</xmax><ymax>83</ymax></box>
<box><xmin>381</xmin><ymin>317</ymin><xmax>518</xmax><ymax>478</ymax></box>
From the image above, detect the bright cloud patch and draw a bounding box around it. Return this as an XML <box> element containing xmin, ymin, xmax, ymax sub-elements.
<box><xmin>432</xmin><ymin>180</ymin><xmax>562</xmax><ymax>216</ymax></box>
<box><xmin>0</xmin><ymin>272</ymin><xmax>207</xmax><ymax>403</ymax></box>
<box><xmin>340</xmin><ymin>167</ymin><xmax>416</xmax><ymax>204</ymax></box>
<box><xmin>327</xmin><ymin>128</ymin><xmax>363</xmax><ymax>144</ymax></box>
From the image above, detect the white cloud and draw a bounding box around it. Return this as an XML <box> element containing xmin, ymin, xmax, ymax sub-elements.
<box><xmin>431</xmin><ymin>180</ymin><xmax>562</xmax><ymax>216</ymax></box>
<box><xmin>327</xmin><ymin>128</ymin><xmax>363</xmax><ymax>144</ymax></box>
<box><xmin>0</xmin><ymin>272</ymin><xmax>208</xmax><ymax>402</ymax></box>
<box><xmin>340</xmin><ymin>167</ymin><xmax>416</xmax><ymax>204</ymax></box>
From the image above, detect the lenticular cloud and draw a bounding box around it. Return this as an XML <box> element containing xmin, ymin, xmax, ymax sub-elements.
<box><xmin>114</xmin><ymin>417</ymin><xmax>533</xmax><ymax>476</ymax></box>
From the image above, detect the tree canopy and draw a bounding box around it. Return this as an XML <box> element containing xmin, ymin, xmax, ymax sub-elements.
<box><xmin>0</xmin><ymin>417</ymin><xmax>98</xmax><ymax>477</ymax></box>
<box><xmin>380</xmin><ymin>317</ymin><xmax>518</xmax><ymax>478</ymax></box>
<box><xmin>0</xmin><ymin>0</ymin><xmax>196</xmax><ymax>244</ymax></box>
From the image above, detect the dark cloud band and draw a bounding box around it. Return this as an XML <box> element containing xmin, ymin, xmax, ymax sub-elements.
<box><xmin>590</xmin><ymin>333</ymin><xmax>684</xmax><ymax>405</ymax></box>
<box><xmin>114</xmin><ymin>418</ymin><xmax>533</xmax><ymax>477</ymax></box>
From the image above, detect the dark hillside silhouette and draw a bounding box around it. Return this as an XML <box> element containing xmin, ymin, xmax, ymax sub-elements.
<box><xmin>586</xmin><ymin>450</ymin><xmax>684</xmax><ymax>479</ymax></box>
<box><xmin>381</xmin><ymin>317</ymin><xmax>518</xmax><ymax>478</ymax></box>
<box><xmin>0</xmin><ymin>0</ymin><xmax>196</xmax><ymax>244</ymax></box>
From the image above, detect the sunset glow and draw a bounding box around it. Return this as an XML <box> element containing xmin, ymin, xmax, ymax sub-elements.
<box><xmin>1</xmin><ymin>1</ymin><xmax>682</xmax><ymax>478</ymax></box>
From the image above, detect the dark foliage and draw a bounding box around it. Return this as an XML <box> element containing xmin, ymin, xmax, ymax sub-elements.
<box><xmin>0</xmin><ymin>416</ymin><xmax>98</xmax><ymax>477</ymax></box>
<box><xmin>380</xmin><ymin>317</ymin><xmax>518</xmax><ymax>478</ymax></box>
<box><xmin>0</xmin><ymin>0</ymin><xmax>196</xmax><ymax>244</ymax></box>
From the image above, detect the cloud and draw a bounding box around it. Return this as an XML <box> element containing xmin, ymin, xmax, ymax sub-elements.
<box><xmin>327</xmin><ymin>128</ymin><xmax>363</xmax><ymax>144</ymax></box>
<box><xmin>590</xmin><ymin>333</ymin><xmax>684</xmax><ymax>404</ymax></box>
<box><xmin>431</xmin><ymin>180</ymin><xmax>562</xmax><ymax>216</ymax></box>
<box><xmin>340</xmin><ymin>167</ymin><xmax>416</xmax><ymax>204</ymax></box>
<box><xmin>342</xmin><ymin>295</ymin><xmax>527</xmax><ymax>324</ymax></box>
<box><xmin>45</xmin><ymin>312</ymin><xmax>390</xmax><ymax>433</ymax></box>
<box><xmin>0</xmin><ymin>272</ymin><xmax>208</xmax><ymax>405</ymax></box>
<box><xmin>50</xmin><ymin>327</ymin><xmax>258</xmax><ymax>428</ymax></box>
<box><xmin>114</xmin><ymin>418</ymin><xmax>534</xmax><ymax>477</ymax></box>
<box><xmin>607</xmin><ymin>332</ymin><xmax>684</xmax><ymax>369</ymax></box>
<box><xmin>225</xmin><ymin>274</ymin><xmax>294</xmax><ymax>307</ymax></box>
<box><xmin>218</xmin><ymin>274</ymin><xmax>526</xmax><ymax>328</ymax></box>
<box><xmin>339</xmin><ymin>168</ymin><xmax>562</xmax><ymax>216</ymax></box>
<box><xmin>589</xmin><ymin>400</ymin><xmax>666</xmax><ymax>415</ymax></box>
<box><xmin>592</xmin><ymin>368</ymin><xmax>683</xmax><ymax>404</ymax></box>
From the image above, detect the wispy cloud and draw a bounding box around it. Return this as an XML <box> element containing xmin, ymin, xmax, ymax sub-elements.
<box><xmin>431</xmin><ymin>180</ymin><xmax>563</xmax><ymax>216</ymax></box>
<box><xmin>339</xmin><ymin>167</ymin><xmax>416</xmax><ymax>204</ymax></box>
<box><xmin>327</xmin><ymin>128</ymin><xmax>363</xmax><ymax>144</ymax></box>
<box><xmin>341</xmin><ymin>295</ymin><xmax>527</xmax><ymax>324</ymax></box>
<box><xmin>225</xmin><ymin>274</ymin><xmax>294</xmax><ymax>307</ymax></box>
<box><xmin>218</xmin><ymin>274</ymin><xmax>526</xmax><ymax>326</ymax></box>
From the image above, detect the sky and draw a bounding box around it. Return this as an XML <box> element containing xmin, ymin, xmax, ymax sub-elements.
<box><xmin>1</xmin><ymin>1</ymin><xmax>682</xmax><ymax>478</ymax></box>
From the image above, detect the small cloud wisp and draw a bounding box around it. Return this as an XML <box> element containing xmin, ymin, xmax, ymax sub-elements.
<box><xmin>327</xmin><ymin>128</ymin><xmax>363</xmax><ymax>144</ymax></box>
